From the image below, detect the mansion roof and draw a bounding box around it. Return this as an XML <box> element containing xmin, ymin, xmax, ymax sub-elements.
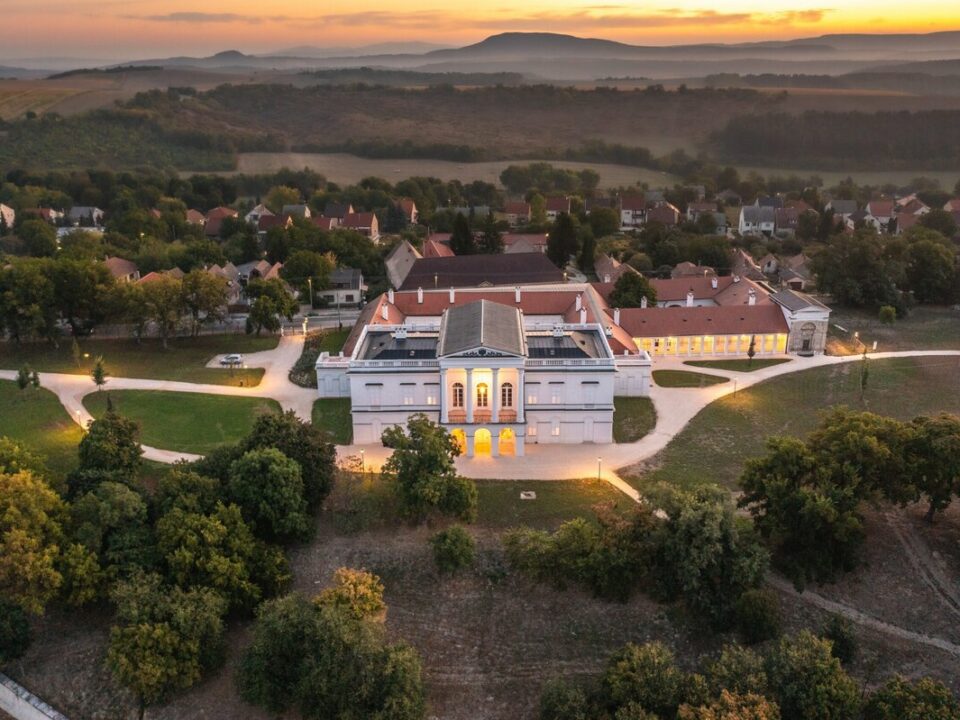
<box><xmin>616</xmin><ymin>304</ymin><xmax>789</xmax><ymax>338</ymax></box>
<box><xmin>438</xmin><ymin>300</ymin><xmax>525</xmax><ymax>357</ymax></box>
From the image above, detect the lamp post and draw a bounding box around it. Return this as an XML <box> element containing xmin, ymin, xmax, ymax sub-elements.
<box><xmin>75</xmin><ymin>409</ymin><xmax>82</xmax><ymax>429</ymax></box>
<box><xmin>360</xmin><ymin>449</ymin><xmax>366</xmax><ymax>475</ymax></box>
<box><xmin>302</xmin><ymin>318</ymin><xmax>308</xmax><ymax>336</ymax></box>
<box><xmin>307</xmin><ymin>276</ymin><xmax>313</xmax><ymax>309</ymax></box>
<box><xmin>597</xmin><ymin>456</ymin><xmax>602</xmax><ymax>480</ymax></box>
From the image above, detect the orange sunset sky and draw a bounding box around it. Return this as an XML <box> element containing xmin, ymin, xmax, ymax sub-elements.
<box><xmin>2</xmin><ymin>0</ymin><xmax>959</xmax><ymax>60</ymax></box>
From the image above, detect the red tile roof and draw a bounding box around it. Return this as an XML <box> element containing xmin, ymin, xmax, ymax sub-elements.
<box><xmin>621</xmin><ymin>195</ymin><xmax>646</xmax><ymax>212</ymax></box>
<box><xmin>423</xmin><ymin>238</ymin><xmax>455</xmax><ymax>258</ymax></box>
<box><xmin>342</xmin><ymin>212</ymin><xmax>377</xmax><ymax>228</ymax></box>
<box><xmin>206</xmin><ymin>206</ymin><xmax>237</xmax><ymax>220</ymax></box>
<box><xmin>503</xmin><ymin>201</ymin><xmax>531</xmax><ymax>216</ymax></box>
<box><xmin>186</xmin><ymin>209</ymin><xmax>206</xmax><ymax>224</ymax></box>
<box><xmin>502</xmin><ymin>233</ymin><xmax>547</xmax><ymax>249</ymax></box>
<box><xmin>545</xmin><ymin>196</ymin><xmax>571</xmax><ymax>213</ymax></box>
<box><xmin>616</xmin><ymin>304</ymin><xmax>788</xmax><ymax>338</ymax></box>
<box><xmin>313</xmin><ymin>216</ymin><xmax>338</xmax><ymax>231</ymax></box>
<box><xmin>866</xmin><ymin>200</ymin><xmax>895</xmax><ymax>218</ymax></box>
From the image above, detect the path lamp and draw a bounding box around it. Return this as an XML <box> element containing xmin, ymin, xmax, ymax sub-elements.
<box><xmin>360</xmin><ymin>449</ymin><xmax>366</xmax><ymax>475</ymax></box>
<box><xmin>733</xmin><ymin>379</ymin><xmax>738</xmax><ymax>397</ymax></box>
<box><xmin>302</xmin><ymin>318</ymin><xmax>308</xmax><ymax>336</ymax></box>
<box><xmin>307</xmin><ymin>277</ymin><xmax>313</xmax><ymax>309</ymax></box>
<box><xmin>597</xmin><ymin>456</ymin><xmax>602</xmax><ymax>480</ymax></box>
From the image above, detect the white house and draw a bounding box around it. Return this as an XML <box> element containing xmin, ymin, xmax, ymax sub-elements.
<box><xmin>620</xmin><ymin>195</ymin><xmax>646</xmax><ymax>228</ymax></box>
<box><xmin>317</xmin><ymin>289</ymin><xmax>652</xmax><ymax>456</ymax></box>
<box><xmin>739</xmin><ymin>206</ymin><xmax>775</xmax><ymax>236</ymax></box>
<box><xmin>0</xmin><ymin>203</ymin><xmax>15</xmax><ymax>230</ymax></box>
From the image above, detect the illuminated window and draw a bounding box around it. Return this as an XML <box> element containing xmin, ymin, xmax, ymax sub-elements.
<box><xmin>527</xmin><ymin>425</ymin><xmax>537</xmax><ymax>437</ymax></box>
<box><xmin>551</xmin><ymin>422</ymin><xmax>561</xmax><ymax>437</ymax></box>
<box><xmin>501</xmin><ymin>383</ymin><xmax>514</xmax><ymax>408</ymax></box>
<box><xmin>426</xmin><ymin>393</ymin><xmax>437</xmax><ymax>405</ymax></box>
<box><xmin>476</xmin><ymin>383</ymin><xmax>489</xmax><ymax>407</ymax></box>
<box><xmin>452</xmin><ymin>383</ymin><xmax>464</xmax><ymax>408</ymax></box>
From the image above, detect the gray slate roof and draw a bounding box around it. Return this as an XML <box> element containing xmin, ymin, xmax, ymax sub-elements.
<box><xmin>771</xmin><ymin>288</ymin><xmax>829</xmax><ymax>312</ymax></box>
<box><xmin>438</xmin><ymin>300</ymin><xmax>524</xmax><ymax>357</ymax></box>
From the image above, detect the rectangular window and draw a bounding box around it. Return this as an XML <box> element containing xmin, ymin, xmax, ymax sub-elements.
<box><xmin>527</xmin><ymin>425</ymin><xmax>537</xmax><ymax>437</ymax></box>
<box><xmin>425</xmin><ymin>394</ymin><xmax>437</xmax><ymax>406</ymax></box>
<box><xmin>527</xmin><ymin>392</ymin><xmax>538</xmax><ymax>405</ymax></box>
<box><xmin>551</xmin><ymin>423</ymin><xmax>561</xmax><ymax>437</ymax></box>
<box><xmin>551</xmin><ymin>390</ymin><xmax>561</xmax><ymax>404</ymax></box>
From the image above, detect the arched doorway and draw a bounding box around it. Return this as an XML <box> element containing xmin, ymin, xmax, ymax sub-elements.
<box><xmin>498</xmin><ymin>428</ymin><xmax>515</xmax><ymax>456</ymax></box>
<box><xmin>474</xmin><ymin>428</ymin><xmax>492</xmax><ymax>456</ymax></box>
<box><xmin>450</xmin><ymin>428</ymin><xmax>466</xmax><ymax>454</ymax></box>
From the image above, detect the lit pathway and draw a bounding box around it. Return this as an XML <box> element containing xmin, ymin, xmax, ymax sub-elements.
<box><xmin>2</xmin><ymin>346</ymin><xmax>959</xmax><ymax>474</ymax></box>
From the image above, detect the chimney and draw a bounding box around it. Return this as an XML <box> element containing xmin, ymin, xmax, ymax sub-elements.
<box><xmin>449</xmin><ymin>287</ymin><xmax>455</xmax><ymax>303</ymax></box>
<box><xmin>748</xmin><ymin>288</ymin><xmax>757</xmax><ymax>306</ymax></box>
<box><xmin>710</xmin><ymin>276</ymin><xmax>718</xmax><ymax>290</ymax></box>
<box><xmin>640</xmin><ymin>295</ymin><xmax>648</xmax><ymax>309</ymax></box>
<box><xmin>395</xmin><ymin>324</ymin><xmax>407</xmax><ymax>340</ymax></box>
<box><xmin>380</xmin><ymin>303</ymin><xmax>389</xmax><ymax>320</ymax></box>
<box><xmin>579</xmin><ymin>307</ymin><xmax>587</xmax><ymax>324</ymax></box>
<box><xmin>417</xmin><ymin>287</ymin><xmax>423</xmax><ymax>304</ymax></box>
<box><xmin>613</xmin><ymin>307</ymin><xmax>621</xmax><ymax>326</ymax></box>
<box><xmin>387</xmin><ymin>287</ymin><xmax>395</xmax><ymax>304</ymax></box>
<box><xmin>733</xmin><ymin>275</ymin><xmax>741</xmax><ymax>283</ymax></box>
<box><xmin>603</xmin><ymin>273</ymin><xmax>611</xmax><ymax>283</ymax></box>
<box><xmin>552</xmin><ymin>323</ymin><xmax>564</xmax><ymax>338</ymax></box>
<box><xmin>686</xmin><ymin>289</ymin><xmax>695</xmax><ymax>307</ymax></box>
<box><xmin>515</xmin><ymin>286</ymin><xmax>521</xmax><ymax>303</ymax></box>
<box><xmin>575</xmin><ymin>294</ymin><xmax>583</xmax><ymax>311</ymax></box>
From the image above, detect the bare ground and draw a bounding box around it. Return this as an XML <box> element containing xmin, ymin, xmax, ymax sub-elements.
<box><xmin>9</xmin><ymin>498</ymin><xmax>960</xmax><ymax>720</ymax></box>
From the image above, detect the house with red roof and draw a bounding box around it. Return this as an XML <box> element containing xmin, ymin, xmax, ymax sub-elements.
<box><xmin>503</xmin><ymin>201</ymin><xmax>531</xmax><ymax>227</ymax></box>
<box><xmin>619</xmin><ymin>195</ymin><xmax>646</xmax><ymax>228</ymax></box>
<box><xmin>341</xmin><ymin>212</ymin><xmax>380</xmax><ymax>241</ymax></box>
<box><xmin>544</xmin><ymin>196</ymin><xmax>571</xmax><ymax>220</ymax></box>
<box><xmin>397</xmin><ymin>198</ymin><xmax>419</xmax><ymax>224</ymax></box>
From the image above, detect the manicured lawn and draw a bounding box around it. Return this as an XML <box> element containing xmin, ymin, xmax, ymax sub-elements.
<box><xmin>312</xmin><ymin>398</ymin><xmax>353</xmax><ymax>444</ymax></box>
<box><xmin>0</xmin><ymin>380</ymin><xmax>82</xmax><ymax>478</ymax></box>
<box><xmin>625</xmin><ymin>356</ymin><xmax>960</xmax><ymax>494</ymax></box>
<box><xmin>652</xmin><ymin>370</ymin><xmax>729</xmax><ymax>388</ymax></box>
<box><xmin>684</xmin><ymin>358</ymin><xmax>792</xmax><ymax>372</ymax></box>
<box><xmin>84</xmin><ymin>390</ymin><xmax>281</xmax><ymax>455</ymax></box>
<box><xmin>613</xmin><ymin>397</ymin><xmax>657</xmax><ymax>443</ymax></box>
<box><xmin>0</xmin><ymin>335</ymin><xmax>277</xmax><ymax>386</ymax></box>
<box><xmin>476</xmin><ymin>479</ymin><xmax>629</xmax><ymax>529</ymax></box>
<box><xmin>318</xmin><ymin>328</ymin><xmax>350</xmax><ymax>354</ymax></box>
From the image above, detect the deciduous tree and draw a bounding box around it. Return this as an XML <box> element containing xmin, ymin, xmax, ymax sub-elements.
<box><xmin>609</xmin><ymin>272</ymin><xmax>658</xmax><ymax>309</ymax></box>
<box><xmin>228</xmin><ymin>448</ymin><xmax>310</xmax><ymax>542</ymax></box>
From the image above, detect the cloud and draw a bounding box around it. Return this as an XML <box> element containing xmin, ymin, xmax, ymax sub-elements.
<box><xmin>127</xmin><ymin>6</ymin><xmax>830</xmax><ymax>32</ymax></box>
<box><xmin>135</xmin><ymin>12</ymin><xmax>268</xmax><ymax>24</ymax></box>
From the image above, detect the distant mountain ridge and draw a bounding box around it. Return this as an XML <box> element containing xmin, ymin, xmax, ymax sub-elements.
<box><xmin>99</xmin><ymin>30</ymin><xmax>960</xmax><ymax>81</ymax></box>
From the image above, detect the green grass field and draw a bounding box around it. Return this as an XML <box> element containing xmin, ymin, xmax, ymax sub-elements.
<box><xmin>684</xmin><ymin>358</ymin><xmax>792</xmax><ymax>372</ymax></box>
<box><xmin>652</xmin><ymin>370</ymin><xmax>729</xmax><ymax>388</ymax></box>
<box><xmin>312</xmin><ymin>398</ymin><xmax>353</xmax><ymax>444</ymax></box>
<box><xmin>83</xmin><ymin>390</ymin><xmax>281</xmax><ymax>455</ymax></box>
<box><xmin>0</xmin><ymin>335</ymin><xmax>276</xmax><ymax>387</ymax></box>
<box><xmin>613</xmin><ymin>397</ymin><xmax>657</xmax><ymax>443</ymax></box>
<box><xmin>625</xmin><ymin>356</ymin><xmax>960</xmax><ymax>494</ymax></box>
<box><xmin>828</xmin><ymin>306</ymin><xmax>960</xmax><ymax>354</ymax></box>
<box><xmin>476</xmin><ymin>479</ymin><xmax>628</xmax><ymax>529</ymax></box>
<box><xmin>0</xmin><ymin>380</ymin><xmax>82</xmax><ymax>477</ymax></box>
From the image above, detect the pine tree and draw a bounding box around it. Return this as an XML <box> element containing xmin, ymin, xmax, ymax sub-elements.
<box><xmin>91</xmin><ymin>356</ymin><xmax>108</xmax><ymax>391</ymax></box>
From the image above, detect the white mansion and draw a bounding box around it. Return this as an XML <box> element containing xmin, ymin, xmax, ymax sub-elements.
<box><xmin>317</xmin><ymin>280</ymin><xmax>829</xmax><ymax>457</ymax></box>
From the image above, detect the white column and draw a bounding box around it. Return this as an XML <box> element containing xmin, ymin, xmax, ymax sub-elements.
<box><xmin>491</xmin><ymin>368</ymin><xmax>500</xmax><ymax>424</ymax></box>
<box><xmin>517</xmin><ymin>368</ymin><xmax>525</xmax><ymax>423</ymax></box>
<box><xmin>515</xmin><ymin>435</ymin><xmax>525</xmax><ymax>456</ymax></box>
<box><xmin>466</xmin><ymin>368</ymin><xmax>474</xmax><ymax>423</ymax></box>
<box><xmin>465</xmin><ymin>431</ymin><xmax>475</xmax><ymax>457</ymax></box>
<box><xmin>491</xmin><ymin>434</ymin><xmax>500</xmax><ymax>457</ymax></box>
<box><xmin>440</xmin><ymin>368</ymin><xmax>448</xmax><ymax>423</ymax></box>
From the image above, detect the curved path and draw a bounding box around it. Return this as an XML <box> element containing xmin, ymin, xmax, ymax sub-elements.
<box><xmin>2</xmin><ymin>345</ymin><xmax>959</xmax><ymax>473</ymax></box>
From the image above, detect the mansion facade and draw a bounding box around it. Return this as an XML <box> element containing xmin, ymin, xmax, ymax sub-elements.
<box><xmin>317</xmin><ymin>279</ymin><xmax>830</xmax><ymax>456</ymax></box>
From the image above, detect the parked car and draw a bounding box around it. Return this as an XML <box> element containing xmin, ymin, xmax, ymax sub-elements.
<box><xmin>220</xmin><ymin>353</ymin><xmax>244</xmax><ymax>366</ymax></box>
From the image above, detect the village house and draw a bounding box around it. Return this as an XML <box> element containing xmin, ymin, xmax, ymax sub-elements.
<box><xmin>646</xmin><ymin>201</ymin><xmax>681</xmax><ymax>227</ymax></box>
<box><xmin>397</xmin><ymin>198</ymin><xmax>419</xmax><ymax>224</ymax></box>
<box><xmin>865</xmin><ymin>200</ymin><xmax>895</xmax><ymax>231</ymax></box>
<box><xmin>545</xmin><ymin>196</ymin><xmax>572</xmax><ymax>220</ymax></box>
<box><xmin>244</xmin><ymin>204</ymin><xmax>273</xmax><ymax>225</ymax></box>
<box><xmin>341</xmin><ymin>212</ymin><xmax>380</xmax><ymax>242</ymax></box>
<box><xmin>738</xmin><ymin>206</ymin><xmax>775</xmax><ymax>236</ymax></box>
<box><xmin>324</xmin><ymin>202</ymin><xmax>355</xmax><ymax>220</ymax></box>
<box><xmin>204</xmin><ymin>206</ymin><xmax>239</xmax><ymax>238</ymax></box>
<box><xmin>67</xmin><ymin>206</ymin><xmax>104</xmax><ymax>227</ymax></box>
<box><xmin>503</xmin><ymin>233</ymin><xmax>549</xmax><ymax>254</ymax></box>
<box><xmin>186</xmin><ymin>209</ymin><xmax>206</xmax><ymax>225</ymax></box>
<box><xmin>825</xmin><ymin>199</ymin><xmax>858</xmax><ymax>221</ymax></box>
<box><xmin>671</xmin><ymin>261</ymin><xmax>716</xmax><ymax>279</ymax></box>
<box><xmin>594</xmin><ymin>253</ymin><xmax>639</xmax><ymax>284</ymax></box>
<box><xmin>22</xmin><ymin>208</ymin><xmax>64</xmax><ymax>225</ymax></box>
<box><xmin>319</xmin><ymin>268</ymin><xmax>367</xmax><ymax>307</ymax></box>
<box><xmin>103</xmin><ymin>257</ymin><xmax>140</xmax><ymax>284</ymax></box>
<box><xmin>503</xmin><ymin>201</ymin><xmax>531</xmax><ymax>227</ymax></box>
<box><xmin>282</xmin><ymin>204</ymin><xmax>311</xmax><ymax>219</ymax></box>
<box><xmin>686</xmin><ymin>201</ymin><xmax>718</xmax><ymax>222</ymax></box>
<box><xmin>620</xmin><ymin>195</ymin><xmax>646</xmax><ymax>228</ymax></box>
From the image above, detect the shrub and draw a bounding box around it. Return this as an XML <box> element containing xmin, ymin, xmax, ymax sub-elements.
<box><xmin>735</xmin><ymin>588</ymin><xmax>782</xmax><ymax>645</ymax></box>
<box><xmin>822</xmin><ymin>615</ymin><xmax>857</xmax><ymax>666</ymax></box>
<box><xmin>601</xmin><ymin>642</ymin><xmax>689</xmax><ymax>718</ymax></box>
<box><xmin>0</xmin><ymin>599</ymin><xmax>32</xmax><ymax>663</ymax></box>
<box><xmin>315</xmin><ymin>567</ymin><xmax>386</xmax><ymax>622</ymax></box>
<box><xmin>430</xmin><ymin>525</ymin><xmax>476</xmax><ymax>573</ymax></box>
<box><xmin>706</xmin><ymin>644</ymin><xmax>768</xmax><ymax>697</ymax></box>
<box><xmin>539</xmin><ymin>678</ymin><xmax>590</xmax><ymax>720</ymax></box>
<box><xmin>863</xmin><ymin>675</ymin><xmax>959</xmax><ymax>720</ymax></box>
<box><xmin>878</xmin><ymin>305</ymin><xmax>897</xmax><ymax>324</ymax></box>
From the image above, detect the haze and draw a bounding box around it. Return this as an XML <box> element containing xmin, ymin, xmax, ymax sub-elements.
<box><xmin>3</xmin><ymin>0</ymin><xmax>960</xmax><ymax>62</ymax></box>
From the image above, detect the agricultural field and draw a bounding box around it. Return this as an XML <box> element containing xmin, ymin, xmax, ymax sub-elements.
<box><xmin>0</xmin><ymin>81</ymin><xmax>85</xmax><ymax>120</ymax></box>
<box><xmin>232</xmin><ymin>152</ymin><xmax>674</xmax><ymax>189</ymax></box>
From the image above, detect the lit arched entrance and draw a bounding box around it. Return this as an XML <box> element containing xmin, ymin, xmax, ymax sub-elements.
<box><xmin>474</xmin><ymin>428</ymin><xmax>492</xmax><ymax>456</ymax></box>
<box><xmin>450</xmin><ymin>428</ymin><xmax>466</xmax><ymax>454</ymax></box>
<box><xmin>498</xmin><ymin>428</ymin><xmax>515</xmax><ymax>457</ymax></box>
